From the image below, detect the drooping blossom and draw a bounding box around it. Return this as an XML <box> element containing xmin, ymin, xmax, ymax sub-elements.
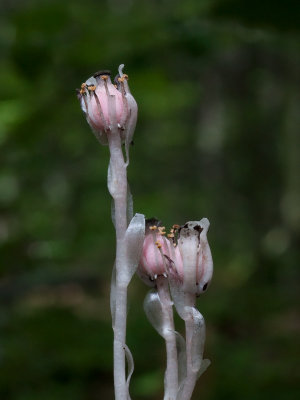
<box><xmin>138</xmin><ymin>218</ymin><xmax>213</xmax><ymax>296</ymax></box>
<box><xmin>77</xmin><ymin>65</ymin><xmax>137</xmax><ymax>146</ymax></box>
<box><xmin>177</xmin><ymin>219</ymin><xmax>213</xmax><ymax>296</ymax></box>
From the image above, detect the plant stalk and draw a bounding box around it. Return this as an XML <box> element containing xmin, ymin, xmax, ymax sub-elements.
<box><xmin>108</xmin><ymin>127</ymin><xmax>129</xmax><ymax>400</ymax></box>
<box><xmin>156</xmin><ymin>276</ymin><xmax>178</xmax><ymax>400</ymax></box>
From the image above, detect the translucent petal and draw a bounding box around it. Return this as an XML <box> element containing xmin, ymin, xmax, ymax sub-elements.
<box><xmin>143</xmin><ymin>290</ymin><xmax>166</xmax><ymax>337</ymax></box>
<box><xmin>168</xmin><ymin>273</ymin><xmax>186</xmax><ymax>319</ymax></box>
<box><xmin>124</xmin><ymin>213</ymin><xmax>145</xmax><ymax>283</ymax></box>
<box><xmin>85</xmin><ymin>76</ymin><xmax>97</xmax><ymax>87</ymax></box>
<box><xmin>196</xmin><ymin>218</ymin><xmax>213</xmax><ymax>295</ymax></box>
<box><xmin>197</xmin><ymin>358</ymin><xmax>211</xmax><ymax>379</ymax></box>
<box><xmin>107</xmin><ymin>92</ymin><xmax>117</xmax><ymax>127</ymax></box>
<box><xmin>124</xmin><ymin>93</ymin><xmax>138</xmax><ymax>164</ymax></box>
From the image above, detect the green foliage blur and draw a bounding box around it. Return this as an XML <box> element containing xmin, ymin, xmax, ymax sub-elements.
<box><xmin>0</xmin><ymin>0</ymin><xmax>299</xmax><ymax>399</ymax></box>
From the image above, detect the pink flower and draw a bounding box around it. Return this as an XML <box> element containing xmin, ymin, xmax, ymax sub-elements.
<box><xmin>137</xmin><ymin>219</ymin><xmax>183</xmax><ymax>286</ymax></box>
<box><xmin>77</xmin><ymin>65</ymin><xmax>137</xmax><ymax>146</ymax></box>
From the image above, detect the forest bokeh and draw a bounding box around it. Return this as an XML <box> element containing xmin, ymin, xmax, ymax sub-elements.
<box><xmin>0</xmin><ymin>0</ymin><xmax>299</xmax><ymax>399</ymax></box>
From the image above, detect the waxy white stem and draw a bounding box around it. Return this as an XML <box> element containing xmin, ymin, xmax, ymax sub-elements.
<box><xmin>107</xmin><ymin>124</ymin><xmax>129</xmax><ymax>400</ymax></box>
<box><xmin>180</xmin><ymin>317</ymin><xmax>198</xmax><ymax>400</ymax></box>
<box><xmin>178</xmin><ymin>294</ymin><xmax>197</xmax><ymax>400</ymax></box>
<box><xmin>156</xmin><ymin>276</ymin><xmax>178</xmax><ymax>400</ymax></box>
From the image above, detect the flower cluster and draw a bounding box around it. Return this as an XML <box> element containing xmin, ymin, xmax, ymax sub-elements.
<box><xmin>138</xmin><ymin>218</ymin><xmax>213</xmax><ymax>296</ymax></box>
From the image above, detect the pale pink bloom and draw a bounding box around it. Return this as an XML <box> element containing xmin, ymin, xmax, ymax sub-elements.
<box><xmin>137</xmin><ymin>219</ymin><xmax>184</xmax><ymax>286</ymax></box>
<box><xmin>77</xmin><ymin>65</ymin><xmax>137</xmax><ymax>146</ymax></box>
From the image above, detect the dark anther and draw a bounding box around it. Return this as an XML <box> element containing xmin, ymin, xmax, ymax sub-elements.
<box><xmin>114</xmin><ymin>74</ymin><xmax>120</xmax><ymax>86</ymax></box>
<box><xmin>193</xmin><ymin>225</ymin><xmax>203</xmax><ymax>233</ymax></box>
<box><xmin>93</xmin><ymin>70</ymin><xmax>111</xmax><ymax>78</ymax></box>
<box><xmin>202</xmin><ymin>283</ymin><xmax>208</xmax><ymax>291</ymax></box>
<box><xmin>164</xmin><ymin>254</ymin><xmax>174</xmax><ymax>265</ymax></box>
<box><xmin>75</xmin><ymin>89</ymin><xmax>81</xmax><ymax>100</ymax></box>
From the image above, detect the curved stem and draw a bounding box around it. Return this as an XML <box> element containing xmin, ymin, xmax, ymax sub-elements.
<box><xmin>156</xmin><ymin>276</ymin><xmax>178</xmax><ymax>400</ymax></box>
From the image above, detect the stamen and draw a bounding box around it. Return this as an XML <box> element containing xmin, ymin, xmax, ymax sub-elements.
<box><xmin>87</xmin><ymin>85</ymin><xmax>96</xmax><ymax>92</ymax></box>
<box><xmin>158</xmin><ymin>226</ymin><xmax>166</xmax><ymax>235</ymax></box>
<box><xmin>149</xmin><ymin>226</ymin><xmax>157</xmax><ymax>231</ymax></box>
<box><xmin>167</xmin><ymin>233</ymin><xmax>174</xmax><ymax>238</ymax></box>
<box><xmin>101</xmin><ymin>75</ymin><xmax>109</xmax><ymax>81</ymax></box>
<box><xmin>80</xmin><ymin>83</ymin><xmax>87</xmax><ymax>96</ymax></box>
<box><xmin>172</xmin><ymin>224</ymin><xmax>180</xmax><ymax>230</ymax></box>
<box><xmin>103</xmin><ymin>79</ymin><xmax>110</xmax><ymax>98</ymax></box>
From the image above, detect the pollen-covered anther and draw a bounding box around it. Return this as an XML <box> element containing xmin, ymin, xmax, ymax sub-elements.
<box><xmin>149</xmin><ymin>226</ymin><xmax>157</xmax><ymax>231</ymax></box>
<box><xmin>100</xmin><ymin>75</ymin><xmax>109</xmax><ymax>81</ymax></box>
<box><xmin>155</xmin><ymin>241</ymin><xmax>162</xmax><ymax>249</ymax></box>
<box><xmin>158</xmin><ymin>226</ymin><xmax>166</xmax><ymax>235</ymax></box>
<box><xmin>87</xmin><ymin>85</ymin><xmax>96</xmax><ymax>92</ymax></box>
<box><xmin>172</xmin><ymin>224</ymin><xmax>180</xmax><ymax>230</ymax></box>
<box><xmin>167</xmin><ymin>233</ymin><xmax>174</xmax><ymax>238</ymax></box>
<box><xmin>80</xmin><ymin>83</ymin><xmax>87</xmax><ymax>95</ymax></box>
<box><xmin>123</xmin><ymin>74</ymin><xmax>128</xmax><ymax>80</ymax></box>
<box><xmin>118</xmin><ymin>77</ymin><xmax>125</xmax><ymax>83</ymax></box>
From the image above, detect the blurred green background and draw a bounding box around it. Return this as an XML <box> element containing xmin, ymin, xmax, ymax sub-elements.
<box><xmin>0</xmin><ymin>0</ymin><xmax>299</xmax><ymax>399</ymax></box>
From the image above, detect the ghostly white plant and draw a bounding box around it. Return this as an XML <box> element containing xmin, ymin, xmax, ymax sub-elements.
<box><xmin>138</xmin><ymin>219</ymin><xmax>213</xmax><ymax>400</ymax></box>
<box><xmin>78</xmin><ymin>64</ymin><xmax>213</xmax><ymax>400</ymax></box>
<box><xmin>78</xmin><ymin>65</ymin><xmax>145</xmax><ymax>400</ymax></box>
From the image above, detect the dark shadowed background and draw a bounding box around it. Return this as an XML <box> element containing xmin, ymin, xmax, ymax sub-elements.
<box><xmin>0</xmin><ymin>0</ymin><xmax>299</xmax><ymax>399</ymax></box>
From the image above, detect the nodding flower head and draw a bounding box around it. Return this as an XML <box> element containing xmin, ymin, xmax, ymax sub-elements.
<box><xmin>77</xmin><ymin>64</ymin><xmax>137</xmax><ymax>146</ymax></box>
<box><xmin>177</xmin><ymin>218</ymin><xmax>213</xmax><ymax>296</ymax></box>
<box><xmin>137</xmin><ymin>219</ymin><xmax>183</xmax><ymax>286</ymax></box>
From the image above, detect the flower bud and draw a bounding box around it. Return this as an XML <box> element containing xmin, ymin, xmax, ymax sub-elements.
<box><xmin>77</xmin><ymin>65</ymin><xmax>137</xmax><ymax>146</ymax></box>
<box><xmin>177</xmin><ymin>218</ymin><xmax>213</xmax><ymax>296</ymax></box>
<box><xmin>137</xmin><ymin>219</ymin><xmax>182</xmax><ymax>286</ymax></box>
